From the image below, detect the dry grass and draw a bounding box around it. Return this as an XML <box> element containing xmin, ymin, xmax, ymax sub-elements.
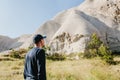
<box><xmin>0</xmin><ymin>56</ymin><xmax>120</xmax><ymax>80</ymax></box>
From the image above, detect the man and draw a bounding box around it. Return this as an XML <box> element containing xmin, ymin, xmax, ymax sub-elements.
<box><xmin>24</xmin><ymin>34</ymin><xmax>46</xmax><ymax>80</ymax></box>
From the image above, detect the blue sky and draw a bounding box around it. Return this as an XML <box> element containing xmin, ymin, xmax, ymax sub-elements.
<box><xmin>0</xmin><ymin>0</ymin><xmax>84</xmax><ymax>38</ymax></box>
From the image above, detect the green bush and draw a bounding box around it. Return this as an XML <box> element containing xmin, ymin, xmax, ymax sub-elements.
<box><xmin>9</xmin><ymin>49</ymin><xmax>28</xmax><ymax>59</ymax></box>
<box><xmin>9</xmin><ymin>50</ymin><xmax>21</xmax><ymax>58</ymax></box>
<box><xmin>84</xmin><ymin>49</ymin><xmax>98</xmax><ymax>58</ymax></box>
<box><xmin>84</xmin><ymin>33</ymin><xmax>114</xmax><ymax>64</ymax></box>
<box><xmin>47</xmin><ymin>53</ymin><xmax>66</xmax><ymax>61</ymax></box>
<box><xmin>18</xmin><ymin>48</ymin><xmax>28</xmax><ymax>54</ymax></box>
<box><xmin>87</xmin><ymin>33</ymin><xmax>102</xmax><ymax>49</ymax></box>
<box><xmin>99</xmin><ymin>44</ymin><xmax>114</xmax><ymax>64</ymax></box>
<box><xmin>84</xmin><ymin>33</ymin><xmax>102</xmax><ymax>58</ymax></box>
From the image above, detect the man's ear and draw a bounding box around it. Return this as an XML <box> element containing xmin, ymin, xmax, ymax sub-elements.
<box><xmin>40</xmin><ymin>40</ymin><xmax>42</xmax><ymax>42</ymax></box>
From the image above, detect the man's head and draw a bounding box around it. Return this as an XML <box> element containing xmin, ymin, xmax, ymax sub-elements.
<box><xmin>33</xmin><ymin>34</ymin><xmax>46</xmax><ymax>48</ymax></box>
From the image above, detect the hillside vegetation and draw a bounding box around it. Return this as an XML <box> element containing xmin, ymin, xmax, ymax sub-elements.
<box><xmin>0</xmin><ymin>55</ymin><xmax>120</xmax><ymax>80</ymax></box>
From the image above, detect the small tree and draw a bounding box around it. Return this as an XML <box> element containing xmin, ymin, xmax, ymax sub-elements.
<box><xmin>99</xmin><ymin>44</ymin><xmax>113</xmax><ymax>63</ymax></box>
<box><xmin>87</xmin><ymin>33</ymin><xmax>102</xmax><ymax>49</ymax></box>
<box><xmin>84</xmin><ymin>33</ymin><xmax>114</xmax><ymax>64</ymax></box>
<box><xmin>84</xmin><ymin>33</ymin><xmax>102</xmax><ymax>58</ymax></box>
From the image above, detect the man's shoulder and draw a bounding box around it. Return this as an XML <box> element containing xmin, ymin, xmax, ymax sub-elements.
<box><xmin>26</xmin><ymin>48</ymin><xmax>40</xmax><ymax>57</ymax></box>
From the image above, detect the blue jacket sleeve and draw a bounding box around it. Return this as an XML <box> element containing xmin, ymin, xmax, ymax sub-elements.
<box><xmin>37</xmin><ymin>49</ymin><xmax>46</xmax><ymax>80</ymax></box>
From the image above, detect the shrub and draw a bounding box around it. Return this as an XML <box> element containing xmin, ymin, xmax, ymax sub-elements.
<box><xmin>84</xmin><ymin>49</ymin><xmax>98</xmax><ymax>58</ymax></box>
<box><xmin>18</xmin><ymin>48</ymin><xmax>28</xmax><ymax>54</ymax></box>
<box><xmin>99</xmin><ymin>44</ymin><xmax>114</xmax><ymax>64</ymax></box>
<box><xmin>9</xmin><ymin>49</ymin><xmax>28</xmax><ymax>59</ymax></box>
<box><xmin>86</xmin><ymin>33</ymin><xmax>102</xmax><ymax>49</ymax></box>
<box><xmin>47</xmin><ymin>53</ymin><xmax>66</xmax><ymax>61</ymax></box>
<box><xmin>84</xmin><ymin>33</ymin><xmax>114</xmax><ymax>64</ymax></box>
<box><xmin>84</xmin><ymin>33</ymin><xmax>102</xmax><ymax>58</ymax></box>
<box><xmin>9</xmin><ymin>50</ymin><xmax>21</xmax><ymax>58</ymax></box>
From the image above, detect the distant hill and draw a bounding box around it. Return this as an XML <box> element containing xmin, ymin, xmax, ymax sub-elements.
<box><xmin>0</xmin><ymin>34</ymin><xmax>31</xmax><ymax>53</ymax></box>
<box><xmin>0</xmin><ymin>35</ymin><xmax>16</xmax><ymax>52</ymax></box>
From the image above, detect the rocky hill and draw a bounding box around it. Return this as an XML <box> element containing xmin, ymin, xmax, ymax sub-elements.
<box><xmin>0</xmin><ymin>0</ymin><xmax>120</xmax><ymax>54</ymax></box>
<box><xmin>49</xmin><ymin>0</ymin><xmax>120</xmax><ymax>54</ymax></box>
